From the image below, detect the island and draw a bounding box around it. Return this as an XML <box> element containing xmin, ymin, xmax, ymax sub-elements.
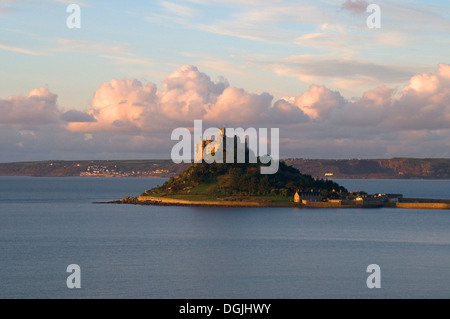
<box><xmin>115</xmin><ymin>162</ymin><xmax>450</xmax><ymax>209</ymax></box>
<box><xmin>113</xmin><ymin>128</ymin><xmax>450</xmax><ymax>210</ymax></box>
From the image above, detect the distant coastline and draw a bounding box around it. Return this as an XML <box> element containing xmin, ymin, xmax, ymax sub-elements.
<box><xmin>1</xmin><ymin>158</ymin><xmax>450</xmax><ymax>179</ymax></box>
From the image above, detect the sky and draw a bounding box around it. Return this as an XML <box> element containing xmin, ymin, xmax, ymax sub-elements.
<box><xmin>1</xmin><ymin>0</ymin><xmax>450</xmax><ymax>162</ymax></box>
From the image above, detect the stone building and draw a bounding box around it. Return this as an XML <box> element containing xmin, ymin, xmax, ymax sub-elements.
<box><xmin>194</xmin><ymin>128</ymin><xmax>227</xmax><ymax>163</ymax></box>
<box><xmin>294</xmin><ymin>191</ymin><xmax>323</xmax><ymax>203</ymax></box>
<box><xmin>194</xmin><ymin>128</ymin><xmax>252</xmax><ymax>163</ymax></box>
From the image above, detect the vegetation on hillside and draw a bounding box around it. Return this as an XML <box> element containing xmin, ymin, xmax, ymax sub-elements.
<box><xmin>143</xmin><ymin>160</ymin><xmax>348</xmax><ymax>200</ymax></box>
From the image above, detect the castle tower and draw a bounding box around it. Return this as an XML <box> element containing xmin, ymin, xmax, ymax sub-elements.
<box><xmin>195</xmin><ymin>128</ymin><xmax>227</xmax><ymax>163</ymax></box>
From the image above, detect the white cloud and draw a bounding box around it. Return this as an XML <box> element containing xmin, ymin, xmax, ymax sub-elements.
<box><xmin>160</xmin><ymin>1</ymin><xmax>197</xmax><ymax>18</ymax></box>
<box><xmin>0</xmin><ymin>43</ymin><xmax>44</xmax><ymax>56</ymax></box>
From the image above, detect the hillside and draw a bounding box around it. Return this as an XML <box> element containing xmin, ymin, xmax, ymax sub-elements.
<box><xmin>142</xmin><ymin>160</ymin><xmax>347</xmax><ymax>202</ymax></box>
<box><xmin>284</xmin><ymin>158</ymin><xmax>450</xmax><ymax>179</ymax></box>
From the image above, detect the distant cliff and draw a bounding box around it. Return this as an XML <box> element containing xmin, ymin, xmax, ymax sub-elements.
<box><xmin>284</xmin><ymin>158</ymin><xmax>450</xmax><ymax>179</ymax></box>
<box><xmin>0</xmin><ymin>158</ymin><xmax>449</xmax><ymax>179</ymax></box>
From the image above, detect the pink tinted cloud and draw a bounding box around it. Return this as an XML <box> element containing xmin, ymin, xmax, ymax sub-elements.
<box><xmin>293</xmin><ymin>85</ymin><xmax>345</xmax><ymax>119</ymax></box>
<box><xmin>68</xmin><ymin>65</ymin><xmax>309</xmax><ymax>132</ymax></box>
<box><xmin>68</xmin><ymin>78</ymin><xmax>159</xmax><ymax>132</ymax></box>
<box><xmin>204</xmin><ymin>87</ymin><xmax>274</xmax><ymax>124</ymax></box>
<box><xmin>341</xmin><ymin>0</ymin><xmax>369</xmax><ymax>14</ymax></box>
<box><xmin>159</xmin><ymin>65</ymin><xmax>227</xmax><ymax>122</ymax></box>
<box><xmin>287</xmin><ymin>63</ymin><xmax>450</xmax><ymax>130</ymax></box>
<box><xmin>388</xmin><ymin>63</ymin><xmax>450</xmax><ymax>129</ymax></box>
<box><xmin>3</xmin><ymin>63</ymin><xmax>450</xmax><ymax>161</ymax></box>
<box><xmin>65</xmin><ymin>63</ymin><xmax>450</xmax><ymax>134</ymax></box>
<box><xmin>0</xmin><ymin>86</ymin><xmax>60</xmax><ymax>125</ymax></box>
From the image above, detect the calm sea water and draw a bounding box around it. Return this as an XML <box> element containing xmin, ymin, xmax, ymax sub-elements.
<box><xmin>1</xmin><ymin>176</ymin><xmax>450</xmax><ymax>299</ymax></box>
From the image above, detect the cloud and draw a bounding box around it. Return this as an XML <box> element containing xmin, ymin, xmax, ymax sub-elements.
<box><xmin>160</xmin><ymin>1</ymin><xmax>197</xmax><ymax>18</ymax></box>
<box><xmin>2</xmin><ymin>64</ymin><xmax>450</xmax><ymax>161</ymax></box>
<box><xmin>0</xmin><ymin>86</ymin><xmax>60</xmax><ymax>125</ymax></box>
<box><xmin>54</xmin><ymin>39</ymin><xmax>126</xmax><ymax>54</ymax></box>
<box><xmin>271</xmin><ymin>56</ymin><xmax>413</xmax><ymax>87</ymax></box>
<box><xmin>65</xmin><ymin>63</ymin><xmax>450</xmax><ymax>157</ymax></box>
<box><xmin>68</xmin><ymin>65</ymin><xmax>309</xmax><ymax>133</ymax></box>
<box><xmin>159</xmin><ymin>65</ymin><xmax>228</xmax><ymax>122</ymax></box>
<box><xmin>68</xmin><ymin>78</ymin><xmax>159</xmax><ymax>132</ymax></box>
<box><xmin>153</xmin><ymin>1</ymin><xmax>336</xmax><ymax>42</ymax></box>
<box><xmin>340</xmin><ymin>0</ymin><xmax>369</xmax><ymax>14</ymax></box>
<box><xmin>52</xmin><ymin>39</ymin><xmax>155</xmax><ymax>67</ymax></box>
<box><xmin>204</xmin><ymin>86</ymin><xmax>274</xmax><ymax>124</ymax></box>
<box><xmin>269</xmin><ymin>99</ymin><xmax>310</xmax><ymax>125</ymax></box>
<box><xmin>325</xmin><ymin>86</ymin><xmax>394</xmax><ymax>128</ymax></box>
<box><xmin>292</xmin><ymin>85</ymin><xmax>345</xmax><ymax>120</ymax></box>
<box><xmin>0</xmin><ymin>42</ymin><xmax>44</xmax><ymax>56</ymax></box>
<box><xmin>386</xmin><ymin>63</ymin><xmax>450</xmax><ymax>130</ymax></box>
<box><xmin>308</xmin><ymin>63</ymin><xmax>450</xmax><ymax>131</ymax></box>
<box><xmin>60</xmin><ymin>110</ymin><xmax>96</xmax><ymax>123</ymax></box>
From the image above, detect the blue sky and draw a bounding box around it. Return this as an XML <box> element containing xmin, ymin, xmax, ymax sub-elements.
<box><xmin>2</xmin><ymin>0</ymin><xmax>449</xmax><ymax>108</ymax></box>
<box><xmin>1</xmin><ymin>0</ymin><xmax>450</xmax><ymax>161</ymax></box>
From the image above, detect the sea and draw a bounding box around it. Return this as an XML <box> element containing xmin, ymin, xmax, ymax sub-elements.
<box><xmin>0</xmin><ymin>176</ymin><xmax>450</xmax><ymax>299</ymax></box>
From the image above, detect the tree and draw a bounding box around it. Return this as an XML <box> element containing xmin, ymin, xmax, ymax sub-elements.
<box><xmin>258</xmin><ymin>176</ymin><xmax>270</xmax><ymax>195</ymax></box>
<box><xmin>279</xmin><ymin>188</ymin><xmax>288</xmax><ymax>197</ymax></box>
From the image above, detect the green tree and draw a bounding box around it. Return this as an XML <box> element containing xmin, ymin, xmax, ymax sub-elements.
<box><xmin>258</xmin><ymin>176</ymin><xmax>270</xmax><ymax>195</ymax></box>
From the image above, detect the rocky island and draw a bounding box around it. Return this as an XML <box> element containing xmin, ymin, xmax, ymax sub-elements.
<box><xmin>114</xmin><ymin>128</ymin><xmax>450</xmax><ymax>210</ymax></box>
<box><xmin>115</xmin><ymin>159</ymin><xmax>450</xmax><ymax>209</ymax></box>
<box><xmin>117</xmin><ymin>159</ymin><xmax>348</xmax><ymax>208</ymax></box>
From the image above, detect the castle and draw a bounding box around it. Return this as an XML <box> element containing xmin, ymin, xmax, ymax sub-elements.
<box><xmin>194</xmin><ymin>128</ymin><xmax>227</xmax><ymax>163</ymax></box>
<box><xmin>194</xmin><ymin>128</ymin><xmax>251</xmax><ymax>163</ymax></box>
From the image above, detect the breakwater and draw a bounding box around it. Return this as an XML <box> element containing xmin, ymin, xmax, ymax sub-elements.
<box><xmin>396</xmin><ymin>198</ymin><xmax>450</xmax><ymax>209</ymax></box>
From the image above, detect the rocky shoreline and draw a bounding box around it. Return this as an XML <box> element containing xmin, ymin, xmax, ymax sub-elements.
<box><xmin>100</xmin><ymin>196</ymin><xmax>294</xmax><ymax>208</ymax></box>
<box><xmin>100</xmin><ymin>196</ymin><xmax>450</xmax><ymax>209</ymax></box>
